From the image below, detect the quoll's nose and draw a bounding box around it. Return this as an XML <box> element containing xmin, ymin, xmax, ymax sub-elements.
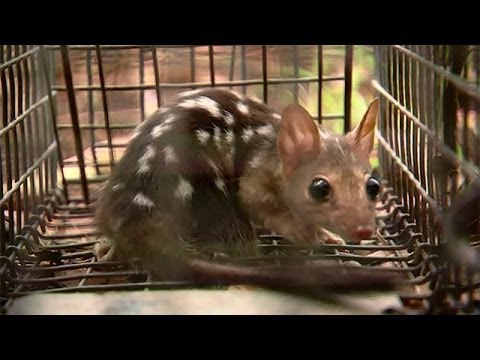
<box><xmin>351</xmin><ymin>226</ymin><xmax>373</xmax><ymax>242</ymax></box>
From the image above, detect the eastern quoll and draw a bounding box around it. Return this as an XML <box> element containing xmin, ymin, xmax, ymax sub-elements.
<box><xmin>94</xmin><ymin>88</ymin><xmax>381</xmax><ymax>281</ymax></box>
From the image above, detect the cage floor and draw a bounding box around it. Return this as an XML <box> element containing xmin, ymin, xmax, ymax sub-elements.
<box><xmin>1</xmin><ymin>185</ymin><xmax>441</xmax><ymax>314</ymax></box>
<box><xmin>6</xmin><ymin>288</ymin><xmax>405</xmax><ymax>315</ymax></box>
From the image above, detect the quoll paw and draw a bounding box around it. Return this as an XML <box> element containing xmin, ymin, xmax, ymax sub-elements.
<box><xmin>93</xmin><ymin>237</ymin><xmax>117</xmax><ymax>262</ymax></box>
<box><xmin>315</xmin><ymin>228</ymin><xmax>346</xmax><ymax>245</ymax></box>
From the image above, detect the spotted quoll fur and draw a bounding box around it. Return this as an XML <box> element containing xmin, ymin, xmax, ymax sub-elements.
<box><xmin>95</xmin><ymin>88</ymin><xmax>380</xmax><ymax>280</ymax></box>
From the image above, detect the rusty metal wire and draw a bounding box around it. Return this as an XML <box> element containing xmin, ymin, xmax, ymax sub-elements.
<box><xmin>375</xmin><ymin>45</ymin><xmax>480</xmax><ymax>313</ymax></box>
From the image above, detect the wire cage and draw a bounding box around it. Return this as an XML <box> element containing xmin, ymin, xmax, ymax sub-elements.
<box><xmin>375</xmin><ymin>45</ymin><xmax>480</xmax><ymax>313</ymax></box>
<box><xmin>0</xmin><ymin>45</ymin><xmax>478</xmax><ymax>314</ymax></box>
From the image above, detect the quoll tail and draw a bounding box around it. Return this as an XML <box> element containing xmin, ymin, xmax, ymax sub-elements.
<box><xmin>179</xmin><ymin>258</ymin><xmax>402</xmax><ymax>301</ymax></box>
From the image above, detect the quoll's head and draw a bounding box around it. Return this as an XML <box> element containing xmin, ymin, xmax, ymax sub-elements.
<box><xmin>277</xmin><ymin>99</ymin><xmax>380</xmax><ymax>244</ymax></box>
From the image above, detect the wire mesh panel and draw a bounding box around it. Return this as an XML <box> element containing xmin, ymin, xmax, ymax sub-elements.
<box><xmin>0</xmin><ymin>45</ymin><xmax>62</xmax><ymax>307</ymax></box>
<box><xmin>374</xmin><ymin>45</ymin><xmax>480</xmax><ymax>313</ymax></box>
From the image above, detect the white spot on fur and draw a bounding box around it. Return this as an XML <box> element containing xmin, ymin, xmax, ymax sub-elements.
<box><xmin>214</xmin><ymin>177</ymin><xmax>228</xmax><ymax>196</ymax></box>
<box><xmin>241</xmin><ymin>127</ymin><xmax>255</xmax><ymax>143</ymax></box>
<box><xmin>225</xmin><ymin>129</ymin><xmax>234</xmax><ymax>145</ymax></box>
<box><xmin>175</xmin><ymin>177</ymin><xmax>194</xmax><ymax>201</ymax></box>
<box><xmin>129</xmin><ymin>131</ymin><xmax>141</xmax><ymax>142</ymax></box>
<box><xmin>251</xmin><ymin>96</ymin><xmax>263</xmax><ymax>104</ymax></box>
<box><xmin>163</xmin><ymin>114</ymin><xmax>176</xmax><ymax>126</ymax></box>
<box><xmin>249</xmin><ymin>153</ymin><xmax>264</xmax><ymax>168</ymax></box>
<box><xmin>143</xmin><ymin>144</ymin><xmax>156</xmax><ymax>159</ymax></box>
<box><xmin>137</xmin><ymin>145</ymin><xmax>156</xmax><ymax>174</ymax></box>
<box><xmin>237</xmin><ymin>102</ymin><xmax>249</xmax><ymax>115</ymax></box>
<box><xmin>177</xmin><ymin>89</ymin><xmax>203</xmax><ymax>98</ymax></box>
<box><xmin>178</xmin><ymin>96</ymin><xmax>222</xmax><ymax>118</ymax></box>
<box><xmin>163</xmin><ymin>146</ymin><xmax>179</xmax><ymax>164</ymax></box>
<box><xmin>196</xmin><ymin>129</ymin><xmax>210</xmax><ymax>145</ymax></box>
<box><xmin>272</xmin><ymin>113</ymin><xmax>281</xmax><ymax>120</ymax></box>
<box><xmin>230</xmin><ymin>90</ymin><xmax>244</xmax><ymax>100</ymax></box>
<box><xmin>151</xmin><ymin>123</ymin><xmax>173</xmax><ymax>138</ymax></box>
<box><xmin>136</xmin><ymin>160</ymin><xmax>151</xmax><ymax>175</ymax></box>
<box><xmin>255</xmin><ymin>124</ymin><xmax>275</xmax><ymax>138</ymax></box>
<box><xmin>223</xmin><ymin>111</ymin><xmax>235</xmax><ymax>126</ymax></box>
<box><xmin>129</xmin><ymin>132</ymin><xmax>139</xmax><ymax>142</ymax></box>
<box><xmin>133</xmin><ymin>193</ymin><xmax>155</xmax><ymax>209</ymax></box>
<box><xmin>214</xmin><ymin>126</ymin><xmax>222</xmax><ymax>150</ymax></box>
<box><xmin>112</xmin><ymin>183</ymin><xmax>125</xmax><ymax>192</ymax></box>
<box><xmin>335</xmin><ymin>138</ymin><xmax>346</xmax><ymax>156</ymax></box>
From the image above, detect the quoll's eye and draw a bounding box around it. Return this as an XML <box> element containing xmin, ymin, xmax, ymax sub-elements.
<box><xmin>309</xmin><ymin>178</ymin><xmax>330</xmax><ymax>200</ymax></box>
<box><xmin>366</xmin><ymin>177</ymin><xmax>380</xmax><ymax>200</ymax></box>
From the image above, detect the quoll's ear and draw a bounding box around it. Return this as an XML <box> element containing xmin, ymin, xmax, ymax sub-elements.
<box><xmin>277</xmin><ymin>104</ymin><xmax>321</xmax><ymax>177</ymax></box>
<box><xmin>346</xmin><ymin>98</ymin><xmax>379</xmax><ymax>162</ymax></box>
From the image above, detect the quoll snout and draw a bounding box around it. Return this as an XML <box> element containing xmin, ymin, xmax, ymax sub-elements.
<box><xmin>350</xmin><ymin>226</ymin><xmax>373</xmax><ymax>244</ymax></box>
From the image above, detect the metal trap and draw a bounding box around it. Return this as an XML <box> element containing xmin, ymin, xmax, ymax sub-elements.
<box><xmin>1</xmin><ymin>45</ymin><xmax>479</xmax><ymax>314</ymax></box>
